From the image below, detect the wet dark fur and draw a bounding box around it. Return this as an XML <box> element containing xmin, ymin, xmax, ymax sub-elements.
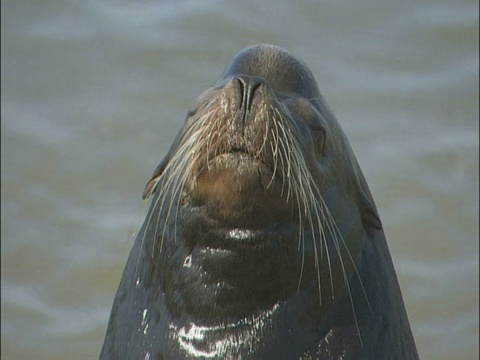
<box><xmin>100</xmin><ymin>45</ymin><xmax>418</xmax><ymax>359</ymax></box>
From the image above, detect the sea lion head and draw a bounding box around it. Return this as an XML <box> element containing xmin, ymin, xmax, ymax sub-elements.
<box><xmin>141</xmin><ymin>43</ymin><xmax>381</xmax><ymax>330</ymax></box>
<box><xmin>101</xmin><ymin>45</ymin><xmax>419</xmax><ymax>360</ymax></box>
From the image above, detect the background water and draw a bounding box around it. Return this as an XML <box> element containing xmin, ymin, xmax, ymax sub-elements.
<box><xmin>1</xmin><ymin>1</ymin><xmax>478</xmax><ymax>359</ymax></box>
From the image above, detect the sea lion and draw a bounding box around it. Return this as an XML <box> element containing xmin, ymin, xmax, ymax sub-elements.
<box><xmin>100</xmin><ymin>44</ymin><xmax>418</xmax><ymax>359</ymax></box>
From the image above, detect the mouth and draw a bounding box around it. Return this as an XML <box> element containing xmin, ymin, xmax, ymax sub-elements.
<box><xmin>180</xmin><ymin>151</ymin><xmax>295</xmax><ymax>250</ymax></box>
<box><xmin>188</xmin><ymin>152</ymin><xmax>291</xmax><ymax>223</ymax></box>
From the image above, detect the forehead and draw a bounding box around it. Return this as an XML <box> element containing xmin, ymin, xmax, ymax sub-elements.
<box><xmin>218</xmin><ymin>45</ymin><xmax>320</xmax><ymax>100</ymax></box>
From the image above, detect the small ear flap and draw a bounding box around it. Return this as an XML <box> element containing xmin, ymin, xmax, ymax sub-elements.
<box><xmin>359</xmin><ymin>187</ymin><xmax>382</xmax><ymax>231</ymax></box>
<box><xmin>142</xmin><ymin>157</ymin><xmax>168</xmax><ymax>200</ymax></box>
<box><xmin>353</xmin><ymin>165</ymin><xmax>383</xmax><ymax>231</ymax></box>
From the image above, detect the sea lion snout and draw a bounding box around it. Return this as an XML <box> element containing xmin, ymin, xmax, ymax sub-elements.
<box><xmin>180</xmin><ymin>73</ymin><xmax>293</xmax><ymax>229</ymax></box>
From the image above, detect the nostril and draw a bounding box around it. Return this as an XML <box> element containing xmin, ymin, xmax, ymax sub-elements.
<box><xmin>248</xmin><ymin>81</ymin><xmax>263</xmax><ymax>105</ymax></box>
<box><xmin>236</xmin><ymin>76</ymin><xmax>265</xmax><ymax>112</ymax></box>
<box><xmin>236</xmin><ymin>77</ymin><xmax>245</xmax><ymax>99</ymax></box>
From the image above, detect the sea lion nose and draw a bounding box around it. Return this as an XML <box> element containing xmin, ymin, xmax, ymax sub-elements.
<box><xmin>235</xmin><ymin>75</ymin><xmax>265</xmax><ymax>113</ymax></box>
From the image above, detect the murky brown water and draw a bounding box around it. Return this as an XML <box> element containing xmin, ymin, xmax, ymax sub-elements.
<box><xmin>1</xmin><ymin>1</ymin><xmax>478</xmax><ymax>359</ymax></box>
